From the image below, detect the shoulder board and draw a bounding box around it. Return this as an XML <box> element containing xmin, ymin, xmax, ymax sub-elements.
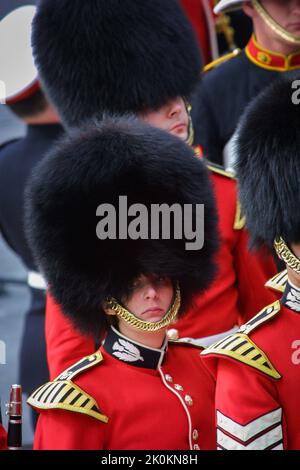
<box><xmin>207</xmin><ymin>161</ymin><xmax>235</xmax><ymax>180</ymax></box>
<box><xmin>27</xmin><ymin>351</ymin><xmax>108</xmax><ymax>423</ymax></box>
<box><xmin>27</xmin><ymin>379</ymin><xmax>108</xmax><ymax>423</ymax></box>
<box><xmin>201</xmin><ymin>332</ymin><xmax>281</xmax><ymax>380</ymax></box>
<box><xmin>238</xmin><ymin>301</ymin><xmax>281</xmax><ymax>335</ymax></box>
<box><xmin>55</xmin><ymin>351</ymin><xmax>103</xmax><ymax>382</ymax></box>
<box><xmin>168</xmin><ymin>338</ymin><xmax>204</xmax><ymax>351</ymax></box>
<box><xmin>233</xmin><ymin>199</ymin><xmax>246</xmax><ymax>230</ymax></box>
<box><xmin>203</xmin><ymin>49</ymin><xmax>242</xmax><ymax>73</ymax></box>
<box><xmin>265</xmin><ymin>270</ymin><xmax>287</xmax><ymax>294</ymax></box>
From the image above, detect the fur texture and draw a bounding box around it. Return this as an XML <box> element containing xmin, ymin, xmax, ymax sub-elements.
<box><xmin>32</xmin><ymin>0</ymin><xmax>202</xmax><ymax>127</ymax></box>
<box><xmin>25</xmin><ymin>116</ymin><xmax>219</xmax><ymax>336</ymax></box>
<box><xmin>235</xmin><ymin>74</ymin><xmax>300</xmax><ymax>247</ymax></box>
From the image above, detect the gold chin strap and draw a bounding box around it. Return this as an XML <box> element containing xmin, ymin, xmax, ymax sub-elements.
<box><xmin>253</xmin><ymin>0</ymin><xmax>300</xmax><ymax>46</ymax></box>
<box><xmin>107</xmin><ymin>282</ymin><xmax>181</xmax><ymax>332</ymax></box>
<box><xmin>185</xmin><ymin>101</ymin><xmax>194</xmax><ymax>147</ymax></box>
<box><xmin>274</xmin><ymin>237</ymin><xmax>300</xmax><ymax>275</ymax></box>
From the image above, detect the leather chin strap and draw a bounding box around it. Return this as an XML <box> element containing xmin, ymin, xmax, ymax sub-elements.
<box><xmin>253</xmin><ymin>0</ymin><xmax>300</xmax><ymax>46</ymax></box>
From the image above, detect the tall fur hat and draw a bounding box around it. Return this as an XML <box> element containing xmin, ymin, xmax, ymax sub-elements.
<box><xmin>25</xmin><ymin>116</ymin><xmax>219</xmax><ymax>335</ymax></box>
<box><xmin>32</xmin><ymin>0</ymin><xmax>202</xmax><ymax>128</ymax></box>
<box><xmin>235</xmin><ymin>75</ymin><xmax>300</xmax><ymax>248</ymax></box>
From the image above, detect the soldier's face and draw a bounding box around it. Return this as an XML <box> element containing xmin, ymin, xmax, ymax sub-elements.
<box><xmin>261</xmin><ymin>0</ymin><xmax>300</xmax><ymax>35</ymax></box>
<box><xmin>244</xmin><ymin>0</ymin><xmax>300</xmax><ymax>37</ymax></box>
<box><xmin>123</xmin><ymin>274</ymin><xmax>174</xmax><ymax>323</ymax></box>
<box><xmin>141</xmin><ymin>97</ymin><xmax>189</xmax><ymax>142</ymax></box>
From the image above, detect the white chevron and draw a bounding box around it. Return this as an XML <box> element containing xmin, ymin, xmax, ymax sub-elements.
<box><xmin>217</xmin><ymin>425</ymin><xmax>283</xmax><ymax>450</ymax></box>
<box><xmin>217</xmin><ymin>408</ymin><xmax>282</xmax><ymax>442</ymax></box>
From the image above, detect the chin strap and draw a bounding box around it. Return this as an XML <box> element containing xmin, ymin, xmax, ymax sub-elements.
<box><xmin>274</xmin><ymin>237</ymin><xmax>300</xmax><ymax>276</ymax></box>
<box><xmin>107</xmin><ymin>282</ymin><xmax>181</xmax><ymax>332</ymax></box>
<box><xmin>253</xmin><ymin>0</ymin><xmax>300</xmax><ymax>46</ymax></box>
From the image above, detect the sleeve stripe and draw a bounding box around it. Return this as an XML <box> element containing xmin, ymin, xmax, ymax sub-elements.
<box><xmin>217</xmin><ymin>424</ymin><xmax>283</xmax><ymax>450</ymax></box>
<box><xmin>217</xmin><ymin>408</ymin><xmax>282</xmax><ymax>441</ymax></box>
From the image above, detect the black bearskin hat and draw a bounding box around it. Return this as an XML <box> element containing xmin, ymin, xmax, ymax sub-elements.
<box><xmin>25</xmin><ymin>116</ymin><xmax>218</xmax><ymax>336</ymax></box>
<box><xmin>235</xmin><ymin>75</ymin><xmax>300</xmax><ymax>247</ymax></box>
<box><xmin>32</xmin><ymin>0</ymin><xmax>202</xmax><ymax>127</ymax></box>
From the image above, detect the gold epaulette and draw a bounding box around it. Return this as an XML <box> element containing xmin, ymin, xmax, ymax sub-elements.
<box><xmin>27</xmin><ymin>351</ymin><xmax>108</xmax><ymax>423</ymax></box>
<box><xmin>203</xmin><ymin>49</ymin><xmax>242</xmax><ymax>73</ymax></box>
<box><xmin>265</xmin><ymin>270</ymin><xmax>287</xmax><ymax>294</ymax></box>
<box><xmin>207</xmin><ymin>161</ymin><xmax>235</xmax><ymax>179</ymax></box>
<box><xmin>201</xmin><ymin>301</ymin><xmax>282</xmax><ymax>380</ymax></box>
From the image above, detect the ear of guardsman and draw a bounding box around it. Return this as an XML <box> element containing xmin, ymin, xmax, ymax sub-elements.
<box><xmin>32</xmin><ymin>0</ymin><xmax>202</xmax><ymax>128</ymax></box>
<box><xmin>24</xmin><ymin>116</ymin><xmax>219</xmax><ymax>338</ymax></box>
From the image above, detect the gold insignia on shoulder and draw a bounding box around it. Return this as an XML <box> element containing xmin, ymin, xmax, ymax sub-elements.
<box><xmin>207</xmin><ymin>161</ymin><xmax>235</xmax><ymax>180</ymax></box>
<box><xmin>201</xmin><ymin>332</ymin><xmax>281</xmax><ymax>380</ymax></box>
<box><xmin>238</xmin><ymin>300</ymin><xmax>281</xmax><ymax>335</ymax></box>
<box><xmin>265</xmin><ymin>270</ymin><xmax>287</xmax><ymax>293</ymax></box>
<box><xmin>27</xmin><ymin>351</ymin><xmax>108</xmax><ymax>423</ymax></box>
<box><xmin>233</xmin><ymin>200</ymin><xmax>246</xmax><ymax>230</ymax></box>
<box><xmin>55</xmin><ymin>350</ymin><xmax>103</xmax><ymax>381</ymax></box>
<box><xmin>28</xmin><ymin>380</ymin><xmax>108</xmax><ymax>423</ymax></box>
<box><xmin>203</xmin><ymin>49</ymin><xmax>242</xmax><ymax>73</ymax></box>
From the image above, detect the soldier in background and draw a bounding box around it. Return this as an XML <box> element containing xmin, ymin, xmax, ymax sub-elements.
<box><xmin>202</xmin><ymin>76</ymin><xmax>300</xmax><ymax>450</ymax></box>
<box><xmin>0</xmin><ymin>6</ymin><xmax>63</xmax><ymax>427</ymax></box>
<box><xmin>192</xmin><ymin>0</ymin><xmax>300</xmax><ymax>167</ymax></box>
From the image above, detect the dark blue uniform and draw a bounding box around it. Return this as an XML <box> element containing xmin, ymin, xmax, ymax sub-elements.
<box><xmin>192</xmin><ymin>35</ymin><xmax>300</xmax><ymax>165</ymax></box>
<box><xmin>0</xmin><ymin>124</ymin><xmax>63</xmax><ymax>422</ymax></box>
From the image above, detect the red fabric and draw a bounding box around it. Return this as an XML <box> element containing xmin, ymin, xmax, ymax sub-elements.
<box><xmin>203</xmin><ymin>304</ymin><xmax>300</xmax><ymax>449</ymax></box>
<box><xmin>174</xmin><ymin>170</ymin><xmax>278</xmax><ymax>338</ymax></box>
<box><xmin>0</xmin><ymin>424</ymin><xmax>7</xmax><ymax>451</ymax></box>
<box><xmin>45</xmin><ymin>295</ymin><xmax>95</xmax><ymax>379</ymax></box>
<box><xmin>33</xmin><ymin>343</ymin><xmax>216</xmax><ymax>450</ymax></box>
<box><xmin>180</xmin><ymin>0</ymin><xmax>215</xmax><ymax>64</ymax></box>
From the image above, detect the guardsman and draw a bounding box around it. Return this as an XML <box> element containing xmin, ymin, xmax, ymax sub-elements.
<box><xmin>201</xmin><ymin>76</ymin><xmax>300</xmax><ymax>450</ymax></box>
<box><xmin>192</xmin><ymin>0</ymin><xmax>300</xmax><ymax>167</ymax></box>
<box><xmin>25</xmin><ymin>116</ymin><xmax>219</xmax><ymax>450</ymax></box>
<box><xmin>0</xmin><ymin>5</ymin><xmax>63</xmax><ymax>427</ymax></box>
<box><xmin>31</xmin><ymin>0</ymin><xmax>277</xmax><ymax>379</ymax></box>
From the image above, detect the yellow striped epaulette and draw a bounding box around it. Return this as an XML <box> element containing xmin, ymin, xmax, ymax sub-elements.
<box><xmin>201</xmin><ymin>301</ymin><xmax>281</xmax><ymax>379</ymax></box>
<box><xmin>203</xmin><ymin>49</ymin><xmax>242</xmax><ymax>73</ymax></box>
<box><xmin>265</xmin><ymin>270</ymin><xmax>287</xmax><ymax>294</ymax></box>
<box><xmin>27</xmin><ymin>351</ymin><xmax>108</xmax><ymax>423</ymax></box>
<box><xmin>207</xmin><ymin>161</ymin><xmax>235</xmax><ymax>180</ymax></box>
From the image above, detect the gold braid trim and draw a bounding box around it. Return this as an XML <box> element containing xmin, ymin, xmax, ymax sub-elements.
<box><xmin>253</xmin><ymin>0</ymin><xmax>300</xmax><ymax>46</ymax></box>
<box><xmin>107</xmin><ymin>283</ymin><xmax>181</xmax><ymax>332</ymax></box>
<box><xmin>274</xmin><ymin>237</ymin><xmax>300</xmax><ymax>275</ymax></box>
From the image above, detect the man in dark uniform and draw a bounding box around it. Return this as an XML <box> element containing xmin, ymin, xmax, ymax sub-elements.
<box><xmin>0</xmin><ymin>6</ymin><xmax>63</xmax><ymax>426</ymax></box>
<box><xmin>192</xmin><ymin>0</ymin><xmax>300</xmax><ymax>167</ymax></box>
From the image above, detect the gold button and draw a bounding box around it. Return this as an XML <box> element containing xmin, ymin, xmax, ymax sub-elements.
<box><xmin>185</xmin><ymin>395</ymin><xmax>193</xmax><ymax>406</ymax></box>
<box><xmin>165</xmin><ymin>374</ymin><xmax>173</xmax><ymax>383</ymax></box>
<box><xmin>174</xmin><ymin>384</ymin><xmax>184</xmax><ymax>391</ymax></box>
<box><xmin>167</xmin><ymin>329</ymin><xmax>179</xmax><ymax>340</ymax></box>
<box><xmin>192</xmin><ymin>429</ymin><xmax>199</xmax><ymax>441</ymax></box>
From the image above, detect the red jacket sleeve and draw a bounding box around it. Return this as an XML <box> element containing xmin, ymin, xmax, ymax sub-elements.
<box><xmin>214</xmin><ymin>359</ymin><xmax>285</xmax><ymax>450</ymax></box>
<box><xmin>234</xmin><ymin>229</ymin><xmax>279</xmax><ymax>323</ymax></box>
<box><xmin>34</xmin><ymin>410</ymin><xmax>105</xmax><ymax>450</ymax></box>
<box><xmin>46</xmin><ymin>294</ymin><xmax>96</xmax><ymax>379</ymax></box>
<box><xmin>0</xmin><ymin>423</ymin><xmax>7</xmax><ymax>450</ymax></box>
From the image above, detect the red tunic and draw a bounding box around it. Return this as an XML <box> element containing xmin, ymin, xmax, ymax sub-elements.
<box><xmin>180</xmin><ymin>0</ymin><xmax>216</xmax><ymax>64</ymax></box>
<box><xmin>45</xmin><ymin>164</ymin><xmax>278</xmax><ymax>379</ymax></box>
<box><xmin>201</xmin><ymin>281</ymin><xmax>300</xmax><ymax>450</ymax></box>
<box><xmin>29</xmin><ymin>328</ymin><xmax>216</xmax><ymax>450</ymax></box>
<box><xmin>0</xmin><ymin>424</ymin><xmax>7</xmax><ymax>450</ymax></box>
